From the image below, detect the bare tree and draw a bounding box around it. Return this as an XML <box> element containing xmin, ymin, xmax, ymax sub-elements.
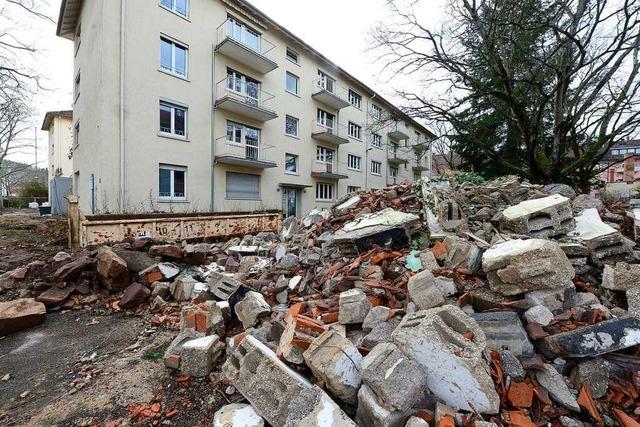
<box><xmin>372</xmin><ymin>0</ymin><xmax>640</xmax><ymax>190</ymax></box>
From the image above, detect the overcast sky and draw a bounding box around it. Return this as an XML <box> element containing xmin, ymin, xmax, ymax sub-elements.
<box><xmin>9</xmin><ymin>0</ymin><xmax>446</xmax><ymax>166</ymax></box>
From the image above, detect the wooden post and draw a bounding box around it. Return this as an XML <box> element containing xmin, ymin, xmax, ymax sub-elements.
<box><xmin>67</xmin><ymin>195</ymin><xmax>80</xmax><ymax>249</ymax></box>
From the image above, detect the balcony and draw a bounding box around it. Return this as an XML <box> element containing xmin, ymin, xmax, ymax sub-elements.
<box><xmin>412</xmin><ymin>136</ymin><xmax>431</xmax><ymax>152</ymax></box>
<box><xmin>215</xmin><ymin>19</ymin><xmax>278</xmax><ymax>74</ymax></box>
<box><xmin>312</xmin><ymin>78</ymin><xmax>350</xmax><ymax>110</ymax></box>
<box><xmin>388</xmin><ymin>147</ymin><xmax>408</xmax><ymax>165</ymax></box>
<box><xmin>215</xmin><ymin>77</ymin><xmax>278</xmax><ymax>122</ymax></box>
<box><xmin>311</xmin><ymin>120</ymin><xmax>349</xmax><ymax>146</ymax></box>
<box><xmin>214</xmin><ymin>137</ymin><xmax>277</xmax><ymax>169</ymax></box>
<box><xmin>413</xmin><ymin>157</ymin><xmax>430</xmax><ymax>172</ymax></box>
<box><xmin>388</xmin><ymin>121</ymin><xmax>410</xmax><ymax>140</ymax></box>
<box><xmin>311</xmin><ymin>160</ymin><xmax>348</xmax><ymax>180</ymax></box>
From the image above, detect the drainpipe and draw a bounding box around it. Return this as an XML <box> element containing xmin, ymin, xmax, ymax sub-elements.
<box><xmin>210</xmin><ymin>44</ymin><xmax>217</xmax><ymax>212</ymax></box>
<box><xmin>366</xmin><ymin>93</ymin><xmax>377</xmax><ymax>191</ymax></box>
<box><xmin>119</xmin><ymin>0</ymin><xmax>126</xmax><ymax>212</ymax></box>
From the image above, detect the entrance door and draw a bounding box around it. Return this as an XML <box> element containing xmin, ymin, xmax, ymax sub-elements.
<box><xmin>282</xmin><ymin>187</ymin><xmax>298</xmax><ymax>218</ymax></box>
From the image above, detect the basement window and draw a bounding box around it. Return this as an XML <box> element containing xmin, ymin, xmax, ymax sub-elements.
<box><xmin>159</xmin><ymin>164</ymin><xmax>187</xmax><ymax>201</ymax></box>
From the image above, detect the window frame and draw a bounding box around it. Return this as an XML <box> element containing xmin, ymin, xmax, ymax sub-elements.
<box><xmin>348</xmin><ymin>89</ymin><xmax>362</xmax><ymax>109</ymax></box>
<box><xmin>371</xmin><ymin>133</ymin><xmax>382</xmax><ymax>149</ymax></box>
<box><xmin>389</xmin><ymin>166</ymin><xmax>399</xmax><ymax>177</ymax></box>
<box><xmin>371</xmin><ymin>104</ymin><xmax>382</xmax><ymax>120</ymax></box>
<box><xmin>160</xmin><ymin>36</ymin><xmax>189</xmax><ymax>78</ymax></box>
<box><xmin>285</xmin><ymin>115</ymin><xmax>299</xmax><ymax>137</ymax></box>
<box><xmin>348</xmin><ymin>121</ymin><xmax>362</xmax><ymax>140</ymax></box>
<box><xmin>315</xmin><ymin>182</ymin><xmax>334</xmax><ymax>202</ymax></box>
<box><xmin>316</xmin><ymin>146</ymin><xmax>335</xmax><ymax>164</ymax></box>
<box><xmin>226</xmin><ymin>172</ymin><xmax>261</xmax><ymax>200</ymax></box>
<box><xmin>159</xmin><ymin>0</ymin><xmax>189</xmax><ymax>18</ymax></box>
<box><xmin>226</xmin><ymin>16</ymin><xmax>262</xmax><ymax>53</ymax></box>
<box><xmin>317</xmin><ymin>109</ymin><xmax>335</xmax><ymax>129</ymax></box>
<box><xmin>225</xmin><ymin>120</ymin><xmax>260</xmax><ymax>147</ymax></box>
<box><xmin>159</xmin><ymin>101</ymin><xmax>188</xmax><ymax>139</ymax></box>
<box><xmin>347</xmin><ymin>154</ymin><xmax>362</xmax><ymax>171</ymax></box>
<box><xmin>284</xmin><ymin>153</ymin><xmax>298</xmax><ymax>174</ymax></box>
<box><xmin>347</xmin><ymin>186</ymin><xmax>360</xmax><ymax>193</ymax></box>
<box><xmin>159</xmin><ymin>164</ymin><xmax>187</xmax><ymax>201</ymax></box>
<box><xmin>371</xmin><ymin>160</ymin><xmax>382</xmax><ymax>176</ymax></box>
<box><xmin>286</xmin><ymin>48</ymin><xmax>299</xmax><ymax>65</ymax></box>
<box><xmin>285</xmin><ymin>72</ymin><xmax>299</xmax><ymax>95</ymax></box>
<box><xmin>74</xmin><ymin>70</ymin><xmax>81</xmax><ymax>102</ymax></box>
<box><xmin>73</xmin><ymin>121</ymin><xmax>80</xmax><ymax>148</ymax></box>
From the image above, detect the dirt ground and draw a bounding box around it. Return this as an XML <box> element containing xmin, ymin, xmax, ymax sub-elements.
<box><xmin>0</xmin><ymin>211</ymin><xmax>238</xmax><ymax>426</ymax></box>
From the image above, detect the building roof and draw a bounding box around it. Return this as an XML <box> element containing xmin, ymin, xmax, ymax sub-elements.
<box><xmin>56</xmin><ymin>0</ymin><xmax>435</xmax><ymax>139</ymax></box>
<box><xmin>610</xmin><ymin>139</ymin><xmax>640</xmax><ymax>149</ymax></box>
<box><xmin>41</xmin><ymin>110</ymin><xmax>73</xmax><ymax>131</ymax></box>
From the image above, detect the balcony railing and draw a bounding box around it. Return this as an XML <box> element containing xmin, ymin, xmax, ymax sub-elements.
<box><xmin>388</xmin><ymin>121</ymin><xmax>410</xmax><ymax>140</ymax></box>
<box><xmin>311</xmin><ymin>159</ymin><xmax>348</xmax><ymax>180</ymax></box>
<box><xmin>312</xmin><ymin>78</ymin><xmax>350</xmax><ymax>110</ymax></box>
<box><xmin>311</xmin><ymin>120</ymin><xmax>349</xmax><ymax>145</ymax></box>
<box><xmin>215</xmin><ymin>19</ymin><xmax>278</xmax><ymax>74</ymax></box>
<box><xmin>214</xmin><ymin>136</ymin><xmax>277</xmax><ymax>169</ymax></box>
<box><xmin>388</xmin><ymin>146</ymin><xmax>408</xmax><ymax>164</ymax></box>
<box><xmin>215</xmin><ymin>77</ymin><xmax>278</xmax><ymax>122</ymax></box>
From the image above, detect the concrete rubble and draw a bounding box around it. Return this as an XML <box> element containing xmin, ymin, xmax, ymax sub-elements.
<box><xmin>3</xmin><ymin>177</ymin><xmax>640</xmax><ymax>426</ymax></box>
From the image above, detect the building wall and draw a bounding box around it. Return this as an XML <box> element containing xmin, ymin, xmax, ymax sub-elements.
<box><xmin>71</xmin><ymin>0</ymin><xmax>432</xmax><ymax>215</ymax></box>
<box><xmin>47</xmin><ymin>115</ymin><xmax>74</xmax><ymax>181</ymax></box>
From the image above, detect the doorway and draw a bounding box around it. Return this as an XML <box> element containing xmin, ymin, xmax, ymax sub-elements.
<box><xmin>282</xmin><ymin>187</ymin><xmax>299</xmax><ymax>218</ymax></box>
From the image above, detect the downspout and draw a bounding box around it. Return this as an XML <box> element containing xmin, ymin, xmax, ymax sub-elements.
<box><xmin>119</xmin><ymin>0</ymin><xmax>126</xmax><ymax>211</ymax></box>
<box><xmin>210</xmin><ymin>44</ymin><xmax>217</xmax><ymax>212</ymax></box>
<box><xmin>366</xmin><ymin>93</ymin><xmax>377</xmax><ymax>191</ymax></box>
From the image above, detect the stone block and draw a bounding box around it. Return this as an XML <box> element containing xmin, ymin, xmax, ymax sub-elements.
<box><xmin>54</xmin><ymin>255</ymin><xmax>93</xmax><ymax>282</ymax></box>
<box><xmin>0</xmin><ymin>298</ymin><xmax>46</xmax><ymax>336</ymax></box>
<box><xmin>535</xmin><ymin>364</ymin><xmax>579</xmax><ymax>412</ymax></box>
<box><xmin>222</xmin><ymin>335</ymin><xmax>356</xmax><ymax>427</ymax></box>
<box><xmin>36</xmin><ymin>286</ymin><xmax>75</xmax><ymax>305</ymax></box>
<box><xmin>500</xmin><ymin>194</ymin><xmax>575</xmax><ymax>238</ymax></box>
<box><xmin>355</xmin><ymin>384</ymin><xmax>408</xmax><ymax>427</ymax></box>
<box><xmin>442</xmin><ymin>236</ymin><xmax>482</xmax><ymax>273</ymax></box>
<box><xmin>525</xmin><ymin>287</ymin><xmax>570</xmax><ymax>311</ymax></box>
<box><xmin>360</xmin><ymin>342</ymin><xmax>428</xmax><ymax>412</ymax></box>
<box><xmin>627</xmin><ymin>288</ymin><xmax>640</xmax><ymax>316</ymax></box>
<box><xmin>570</xmin><ymin>359</ymin><xmax>610</xmax><ymax>399</ymax></box>
<box><xmin>471</xmin><ymin>311</ymin><xmax>534</xmax><ymax>356</ymax></box>
<box><xmin>235</xmin><ymin>291</ymin><xmax>271</xmax><ymax>329</ymax></box>
<box><xmin>277</xmin><ymin>312</ymin><xmax>325</xmax><ymax>364</ymax></box>
<box><xmin>149</xmin><ymin>244</ymin><xmax>183</xmax><ymax>259</ymax></box>
<box><xmin>118</xmin><ymin>283</ymin><xmax>150</xmax><ymax>309</ymax></box>
<box><xmin>362</xmin><ymin>317</ymin><xmax>401</xmax><ymax>348</ymax></box>
<box><xmin>96</xmin><ymin>246</ymin><xmax>128</xmax><ymax>284</ymax></box>
<box><xmin>392</xmin><ymin>305</ymin><xmax>500</xmax><ymax>414</ymax></box>
<box><xmin>407</xmin><ymin>270</ymin><xmax>444</xmax><ymax>310</ymax></box>
<box><xmin>303</xmin><ymin>330</ymin><xmax>362</xmax><ymax>404</ymax></box>
<box><xmin>183</xmin><ymin>243</ymin><xmax>209</xmax><ymax>265</ymax></box>
<box><xmin>362</xmin><ymin>306</ymin><xmax>391</xmax><ymax>333</ymax></box>
<box><xmin>163</xmin><ymin>329</ymin><xmax>205</xmax><ymax>369</ymax></box>
<box><xmin>338</xmin><ymin>288</ymin><xmax>371</xmax><ymax>325</ymax></box>
<box><xmin>524</xmin><ymin>305</ymin><xmax>554</xmax><ymax>326</ymax></box>
<box><xmin>419</xmin><ymin>250</ymin><xmax>440</xmax><ymax>272</ymax></box>
<box><xmin>213</xmin><ymin>403</ymin><xmax>265</xmax><ymax>427</ymax></box>
<box><xmin>180</xmin><ymin>335</ymin><xmax>224</xmax><ymax>378</ymax></box>
<box><xmin>601</xmin><ymin>262</ymin><xmax>640</xmax><ymax>291</ymax></box>
<box><xmin>482</xmin><ymin>239</ymin><xmax>574</xmax><ymax>296</ymax></box>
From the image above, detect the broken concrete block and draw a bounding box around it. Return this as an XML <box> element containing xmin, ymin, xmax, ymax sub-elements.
<box><xmin>96</xmin><ymin>246</ymin><xmax>128</xmax><ymax>280</ymax></box>
<box><xmin>235</xmin><ymin>291</ymin><xmax>271</xmax><ymax>329</ymax></box>
<box><xmin>170</xmin><ymin>275</ymin><xmax>198</xmax><ymax>301</ymax></box>
<box><xmin>139</xmin><ymin>262</ymin><xmax>179</xmax><ymax>284</ymax></box>
<box><xmin>525</xmin><ymin>287</ymin><xmax>570</xmax><ymax>312</ymax></box>
<box><xmin>435</xmin><ymin>277</ymin><xmax>457</xmax><ymax>297</ymax></box>
<box><xmin>626</xmin><ymin>288</ymin><xmax>640</xmax><ymax>316</ymax></box>
<box><xmin>183</xmin><ymin>243</ymin><xmax>209</xmax><ymax>265</ymax></box>
<box><xmin>524</xmin><ymin>305</ymin><xmax>554</xmax><ymax>326</ymax></box>
<box><xmin>570</xmin><ymin>358</ymin><xmax>610</xmax><ymax>399</ymax></box>
<box><xmin>213</xmin><ymin>403</ymin><xmax>265</xmax><ymax>427</ymax></box>
<box><xmin>180</xmin><ymin>335</ymin><xmax>224</xmax><ymax>378</ymax></box>
<box><xmin>118</xmin><ymin>283</ymin><xmax>150</xmax><ymax>309</ymax></box>
<box><xmin>602</xmin><ymin>262</ymin><xmax>640</xmax><ymax>291</ymax></box>
<box><xmin>303</xmin><ymin>330</ymin><xmax>362</xmax><ymax>404</ymax></box>
<box><xmin>540</xmin><ymin>316</ymin><xmax>640</xmax><ymax>358</ymax></box>
<box><xmin>442</xmin><ymin>236</ymin><xmax>482</xmax><ymax>273</ymax></box>
<box><xmin>355</xmin><ymin>383</ymin><xmax>408</xmax><ymax>427</ymax></box>
<box><xmin>360</xmin><ymin>342</ymin><xmax>428</xmax><ymax>412</ymax></box>
<box><xmin>362</xmin><ymin>317</ymin><xmax>401</xmax><ymax>349</ymax></box>
<box><xmin>405</xmin><ymin>417</ymin><xmax>429</xmax><ymax>427</ymax></box>
<box><xmin>222</xmin><ymin>335</ymin><xmax>356</xmax><ymax>427</ymax></box>
<box><xmin>0</xmin><ymin>298</ymin><xmax>46</xmax><ymax>336</ymax></box>
<box><xmin>500</xmin><ymin>194</ymin><xmax>575</xmax><ymax>238</ymax></box>
<box><xmin>567</xmin><ymin>292</ymin><xmax>599</xmax><ymax>308</ymax></box>
<box><xmin>436</xmin><ymin>199</ymin><xmax>467</xmax><ymax>232</ymax></box>
<box><xmin>277</xmin><ymin>312</ymin><xmax>325</xmax><ymax>364</ymax></box>
<box><xmin>482</xmin><ymin>239</ymin><xmax>575</xmax><ymax>296</ymax></box>
<box><xmin>150</xmin><ymin>282</ymin><xmax>170</xmax><ymax>299</ymax></box>
<box><xmin>407</xmin><ymin>270</ymin><xmax>444</xmax><ymax>310</ymax></box>
<box><xmin>338</xmin><ymin>288</ymin><xmax>371</xmax><ymax>324</ymax></box>
<box><xmin>419</xmin><ymin>250</ymin><xmax>440</xmax><ymax>272</ymax></box>
<box><xmin>207</xmin><ymin>272</ymin><xmax>247</xmax><ymax>304</ymax></box>
<box><xmin>471</xmin><ymin>311</ymin><xmax>534</xmax><ymax>356</ymax></box>
<box><xmin>333</xmin><ymin>195</ymin><xmax>362</xmax><ymax>216</ymax></box>
<box><xmin>392</xmin><ymin>305</ymin><xmax>500</xmax><ymax>414</ymax></box>
<box><xmin>535</xmin><ymin>364</ymin><xmax>579</xmax><ymax>412</ymax></box>
<box><xmin>180</xmin><ymin>303</ymin><xmax>225</xmax><ymax>336</ymax></box>
<box><xmin>499</xmin><ymin>350</ymin><xmax>525</xmax><ymax>382</ymax></box>
<box><xmin>163</xmin><ymin>329</ymin><xmax>205</xmax><ymax>369</ymax></box>
<box><xmin>362</xmin><ymin>306</ymin><xmax>391</xmax><ymax>333</ymax></box>
<box><xmin>149</xmin><ymin>244</ymin><xmax>183</xmax><ymax>260</ymax></box>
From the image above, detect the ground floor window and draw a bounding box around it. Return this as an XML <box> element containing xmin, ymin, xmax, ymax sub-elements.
<box><xmin>316</xmin><ymin>182</ymin><xmax>334</xmax><ymax>201</ymax></box>
<box><xmin>347</xmin><ymin>185</ymin><xmax>360</xmax><ymax>193</ymax></box>
<box><xmin>371</xmin><ymin>160</ymin><xmax>381</xmax><ymax>175</ymax></box>
<box><xmin>390</xmin><ymin>166</ymin><xmax>398</xmax><ymax>177</ymax></box>
<box><xmin>226</xmin><ymin>172</ymin><xmax>260</xmax><ymax>200</ymax></box>
<box><xmin>159</xmin><ymin>164</ymin><xmax>186</xmax><ymax>200</ymax></box>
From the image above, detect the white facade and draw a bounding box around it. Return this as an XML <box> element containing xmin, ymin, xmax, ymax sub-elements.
<box><xmin>57</xmin><ymin>0</ymin><xmax>434</xmax><ymax>216</ymax></box>
<box><xmin>42</xmin><ymin>110</ymin><xmax>74</xmax><ymax>182</ymax></box>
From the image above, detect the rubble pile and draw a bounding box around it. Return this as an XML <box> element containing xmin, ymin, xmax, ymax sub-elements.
<box><xmin>1</xmin><ymin>179</ymin><xmax>640</xmax><ymax>426</ymax></box>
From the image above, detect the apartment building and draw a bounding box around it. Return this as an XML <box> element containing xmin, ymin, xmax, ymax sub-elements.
<box><xmin>56</xmin><ymin>0</ymin><xmax>434</xmax><ymax>217</ymax></box>
<box><xmin>42</xmin><ymin>110</ymin><xmax>74</xmax><ymax>213</ymax></box>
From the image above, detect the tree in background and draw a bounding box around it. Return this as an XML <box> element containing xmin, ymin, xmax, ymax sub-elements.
<box><xmin>372</xmin><ymin>0</ymin><xmax>640</xmax><ymax>191</ymax></box>
<box><xmin>21</xmin><ymin>179</ymin><xmax>47</xmax><ymax>199</ymax></box>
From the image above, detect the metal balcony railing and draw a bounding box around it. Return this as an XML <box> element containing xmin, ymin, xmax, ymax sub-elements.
<box><xmin>215</xmin><ymin>136</ymin><xmax>276</xmax><ymax>167</ymax></box>
<box><xmin>215</xmin><ymin>77</ymin><xmax>277</xmax><ymax>122</ymax></box>
<box><xmin>312</xmin><ymin>78</ymin><xmax>350</xmax><ymax>109</ymax></box>
<box><xmin>216</xmin><ymin>19</ymin><xmax>276</xmax><ymax>57</ymax></box>
<box><xmin>388</xmin><ymin>121</ymin><xmax>410</xmax><ymax>140</ymax></box>
<box><xmin>311</xmin><ymin>120</ymin><xmax>350</xmax><ymax>145</ymax></box>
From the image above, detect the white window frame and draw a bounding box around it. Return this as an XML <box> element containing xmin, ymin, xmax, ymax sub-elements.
<box><xmin>285</xmin><ymin>115</ymin><xmax>299</xmax><ymax>137</ymax></box>
<box><xmin>284</xmin><ymin>153</ymin><xmax>298</xmax><ymax>174</ymax></box>
<box><xmin>347</xmin><ymin>186</ymin><xmax>360</xmax><ymax>193</ymax></box>
<box><xmin>316</xmin><ymin>146</ymin><xmax>335</xmax><ymax>164</ymax></box>
<box><xmin>317</xmin><ymin>109</ymin><xmax>335</xmax><ymax>130</ymax></box>
<box><xmin>159</xmin><ymin>101</ymin><xmax>188</xmax><ymax>138</ymax></box>
<box><xmin>286</xmin><ymin>48</ymin><xmax>299</xmax><ymax>64</ymax></box>
<box><xmin>371</xmin><ymin>104</ymin><xmax>382</xmax><ymax>120</ymax></box>
<box><xmin>371</xmin><ymin>133</ymin><xmax>382</xmax><ymax>148</ymax></box>
<box><xmin>348</xmin><ymin>122</ymin><xmax>362</xmax><ymax>140</ymax></box>
<box><xmin>160</xmin><ymin>36</ymin><xmax>188</xmax><ymax>78</ymax></box>
<box><xmin>371</xmin><ymin>160</ymin><xmax>381</xmax><ymax>176</ymax></box>
<box><xmin>286</xmin><ymin>72</ymin><xmax>299</xmax><ymax>95</ymax></box>
<box><xmin>347</xmin><ymin>154</ymin><xmax>362</xmax><ymax>171</ymax></box>
<box><xmin>317</xmin><ymin>70</ymin><xmax>336</xmax><ymax>93</ymax></box>
<box><xmin>74</xmin><ymin>70</ymin><xmax>81</xmax><ymax>102</ymax></box>
<box><xmin>348</xmin><ymin>89</ymin><xmax>362</xmax><ymax>109</ymax></box>
<box><xmin>390</xmin><ymin>166</ymin><xmax>399</xmax><ymax>177</ymax></box>
<box><xmin>159</xmin><ymin>164</ymin><xmax>187</xmax><ymax>201</ymax></box>
<box><xmin>159</xmin><ymin>0</ymin><xmax>189</xmax><ymax>17</ymax></box>
<box><xmin>73</xmin><ymin>121</ymin><xmax>80</xmax><ymax>148</ymax></box>
<box><xmin>226</xmin><ymin>16</ymin><xmax>262</xmax><ymax>53</ymax></box>
<box><xmin>226</xmin><ymin>121</ymin><xmax>260</xmax><ymax>147</ymax></box>
<box><xmin>316</xmin><ymin>182</ymin><xmax>334</xmax><ymax>202</ymax></box>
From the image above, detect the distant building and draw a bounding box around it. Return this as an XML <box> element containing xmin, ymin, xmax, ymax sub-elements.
<box><xmin>597</xmin><ymin>140</ymin><xmax>640</xmax><ymax>183</ymax></box>
<box><xmin>431</xmin><ymin>152</ymin><xmax>462</xmax><ymax>177</ymax></box>
<box><xmin>42</xmin><ymin>110</ymin><xmax>74</xmax><ymax>213</ymax></box>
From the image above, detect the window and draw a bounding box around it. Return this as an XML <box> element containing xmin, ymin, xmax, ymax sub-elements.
<box><xmin>317</xmin><ymin>109</ymin><xmax>335</xmax><ymax>129</ymax></box>
<box><xmin>348</xmin><ymin>90</ymin><xmax>362</xmax><ymax>109</ymax></box>
<box><xmin>74</xmin><ymin>71</ymin><xmax>80</xmax><ymax>100</ymax></box>
<box><xmin>226</xmin><ymin>121</ymin><xmax>260</xmax><ymax>159</ymax></box>
<box><xmin>371</xmin><ymin>133</ymin><xmax>382</xmax><ymax>148</ymax></box>
<box><xmin>316</xmin><ymin>183</ymin><xmax>334</xmax><ymax>201</ymax></box>
<box><xmin>347</xmin><ymin>186</ymin><xmax>360</xmax><ymax>193</ymax></box>
<box><xmin>390</xmin><ymin>142</ymin><xmax>399</xmax><ymax>157</ymax></box>
<box><xmin>74</xmin><ymin>24</ymin><xmax>81</xmax><ymax>54</ymax></box>
<box><xmin>74</xmin><ymin>122</ymin><xmax>80</xmax><ymax>147</ymax></box>
<box><xmin>285</xmin><ymin>153</ymin><xmax>298</xmax><ymax>173</ymax></box>
<box><xmin>285</xmin><ymin>115</ymin><xmax>299</xmax><ymax>137</ymax></box>
<box><xmin>316</xmin><ymin>146</ymin><xmax>334</xmax><ymax>164</ymax></box>
<box><xmin>160</xmin><ymin>0</ymin><xmax>188</xmax><ymax>16</ymax></box>
<box><xmin>347</xmin><ymin>154</ymin><xmax>362</xmax><ymax>171</ymax></box>
<box><xmin>371</xmin><ymin>104</ymin><xmax>382</xmax><ymax>120</ymax></box>
<box><xmin>226</xmin><ymin>17</ymin><xmax>261</xmax><ymax>52</ymax></box>
<box><xmin>286</xmin><ymin>72</ymin><xmax>299</xmax><ymax>95</ymax></box>
<box><xmin>159</xmin><ymin>165</ymin><xmax>186</xmax><ymax>200</ymax></box>
<box><xmin>390</xmin><ymin>166</ymin><xmax>398</xmax><ymax>177</ymax></box>
<box><xmin>371</xmin><ymin>160</ymin><xmax>381</xmax><ymax>175</ymax></box>
<box><xmin>160</xmin><ymin>37</ymin><xmax>188</xmax><ymax>77</ymax></box>
<box><xmin>612</xmin><ymin>149</ymin><xmax>620</xmax><ymax>155</ymax></box>
<box><xmin>317</xmin><ymin>70</ymin><xmax>335</xmax><ymax>93</ymax></box>
<box><xmin>226</xmin><ymin>172</ymin><xmax>260</xmax><ymax>200</ymax></box>
<box><xmin>286</xmin><ymin>48</ymin><xmax>299</xmax><ymax>64</ymax></box>
<box><xmin>227</xmin><ymin>68</ymin><xmax>260</xmax><ymax>103</ymax></box>
<box><xmin>348</xmin><ymin>122</ymin><xmax>362</xmax><ymax>140</ymax></box>
<box><xmin>159</xmin><ymin>102</ymin><xmax>187</xmax><ymax>137</ymax></box>
<box><xmin>414</xmin><ymin>173</ymin><xmax>421</xmax><ymax>181</ymax></box>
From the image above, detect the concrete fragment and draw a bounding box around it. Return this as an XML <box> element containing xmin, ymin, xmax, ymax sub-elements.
<box><xmin>540</xmin><ymin>316</ymin><xmax>640</xmax><ymax>358</ymax></box>
<box><xmin>482</xmin><ymin>239</ymin><xmax>575</xmax><ymax>296</ymax></box>
<box><xmin>442</xmin><ymin>236</ymin><xmax>482</xmax><ymax>273</ymax></box>
<box><xmin>223</xmin><ymin>335</ymin><xmax>356</xmax><ymax>427</ymax></box>
<box><xmin>436</xmin><ymin>199</ymin><xmax>467</xmax><ymax>232</ymax></box>
<box><xmin>170</xmin><ymin>275</ymin><xmax>198</xmax><ymax>301</ymax></box>
<box><xmin>405</xmin><ymin>417</ymin><xmax>429</xmax><ymax>427</ymax></box>
<box><xmin>355</xmin><ymin>383</ymin><xmax>408</xmax><ymax>427</ymax></box>
<box><xmin>544</xmin><ymin>183</ymin><xmax>576</xmax><ymax>199</ymax></box>
<box><xmin>559</xmin><ymin>417</ymin><xmax>585</xmax><ymax>427</ymax></box>
<box><xmin>392</xmin><ymin>305</ymin><xmax>500</xmax><ymax>414</ymax></box>
<box><xmin>52</xmin><ymin>251</ymin><xmax>71</xmax><ymax>262</ymax></box>
<box><xmin>277</xmin><ymin>312</ymin><xmax>325</xmax><ymax>364</ymax></box>
<box><xmin>118</xmin><ymin>283</ymin><xmax>150</xmax><ymax>309</ymax></box>
<box><xmin>362</xmin><ymin>306</ymin><xmax>391</xmax><ymax>332</ymax></box>
<box><xmin>525</xmin><ymin>287</ymin><xmax>570</xmax><ymax>311</ymax></box>
<box><xmin>500</xmin><ymin>194</ymin><xmax>575</xmax><ymax>238</ymax></box>
<box><xmin>568</xmin><ymin>292</ymin><xmax>599</xmax><ymax>308</ymax></box>
<box><xmin>96</xmin><ymin>246</ymin><xmax>128</xmax><ymax>280</ymax></box>
<box><xmin>149</xmin><ymin>244</ymin><xmax>183</xmax><ymax>259</ymax></box>
<box><xmin>213</xmin><ymin>403</ymin><xmax>265</xmax><ymax>427</ymax></box>
<box><xmin>235</xmin><ymin>291</ymin><xmax>271</xmax><ymax>329</ymax></box>
<box><xmin>303</xmin><ymin>330</ymin><xmax>362</xmax><ymax>404</ymax></box>
<box><xmin>524</xmin><ymin>305</ymin><xmax>554</xmax><ymax>326</ymax></box>
<box><xmin>601</xmin><ymin>262</ymin><xmax>640</xmax><ymax>291</ymax></box>
<box><xmin>568</xmin><ymin>208</ymin><xmax>633</xmax><ymax>266</ymax></box>
<box><xmin>360</xmin><ymin>342</ymin><xmax>428</xmax><ymax>412</ymax></box>
<box><xmin>471</xmin><ymin>311</ymin><xmax>534</xmax><ymax>356</ymax></box>
<box><xmin>0</xmin><ymin>298</ymin><xmax>46</xmax><ymax>336</ymax></box>
<box><xmin>180</xmin><ymin>303</ymin><xmax>225</xmax><ymax>336</ymax></box>
<box><xmin>54</xmin><ymin>255</ymin><xmax>93</xmax><ymax>282</ymax></box>
<box><xmin>338</xmin><ymin>288</ymin><xmax>371</xmax><ymax>324</ymax></box>
<box><xmin>570</xmin><ymin>358</ymin><xmax>610</xmax><ymax>399</ymax></box>
<box><xmin>36</xmin><ymin>286</ymin><xmax>74</xmax><ymax>305</ymax></box>
<box><xmin>419</xmin><ymin>250</ymin><xmax>440</xmax><ymax>271</ymax></box>
<box><xmin>535</xmin><ymin>364</ymin><xmax>579</xmax><ymax>412</ymax></box>
<box><xmin>435</xmin><ymin>277</ymin><xmax>457</xmax><ymax>297</ymax></box>
<box><xmin>362</xmin><ymin>317</ymin><xmax>401</xmax><ymax>348</ymax></box>
<box><xmin>180</xmin><ymin>335</ymin><xmax>224</xmax><ymax>377</ymax></box>
<box><xmin>163</xmin><ymin>329</ymin><xmax>204</xmax><ymax>369</ymax></box>
<box><xmin>499</xmin><ymin>350</ymin><xmax>525</xmax><ymax>382</ymax></box>
<box><xmin>626</xmin><ymin>288</ymin><xmax>640</xmax><ymax>316</ymax></box>
<box><xmin>183</xmin><ymin>243</ymin><xmax>209</xmax><ymax>265</ymax></box>
<box><xmin>407</xmin><ymin>270</ymin><xmax>444</xmax><ymax>310</ymax></box>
